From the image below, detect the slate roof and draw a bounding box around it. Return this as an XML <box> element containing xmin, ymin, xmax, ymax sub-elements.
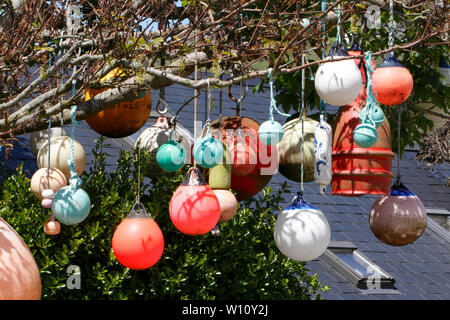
<box><xmin>2</xmin><ymin>80</ymin><xmax>449</xmax><ymax>300</ymax></box>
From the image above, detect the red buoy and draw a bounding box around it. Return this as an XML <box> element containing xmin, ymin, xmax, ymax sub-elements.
<box><xmin>230</xmin><ymin>141</ymin><xmax>257</xmax><ymax>176</ymax></box>
<box><xmin>112</xmin><ymin>203</ymin><xmax>164</xmax><ymax>270</ymax></box>
<box><xmin>170</xmin><ymin>167</ymin><xmax>220</xmax><ymax>235</ymax></box>
<box><xmin>210</xmin><ymin>116</ymin><xmax>276</xmax><ymax>200</ymax></box>
<box><xmin>331</xmin><ymin>48</ymin><xmax>394</xmax><ymax>196</ymax></box>
<box><xmin>372</xmin><ymin>53</ymin><xmax>413</xmax><ymax>106</ymax></box>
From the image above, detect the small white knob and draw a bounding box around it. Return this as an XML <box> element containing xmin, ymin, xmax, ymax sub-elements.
<box><xmin>41</xmin><ymin>189</ymin><xmax>54</xmax><ymax>199</ymax></box>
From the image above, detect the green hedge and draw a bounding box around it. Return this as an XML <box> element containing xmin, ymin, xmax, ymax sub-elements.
<box><xmin>0</xmin><ymin>138</ymin><xmax>328</xmax><ymax>300</ymax></box>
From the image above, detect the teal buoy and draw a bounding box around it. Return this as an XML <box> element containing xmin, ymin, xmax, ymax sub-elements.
<box><xmin>353</xmin><ymin>123</ymin><xmax>378</xmax><ymax>148</ymax></box>
<box><xmin>359</xmin><ymin>105</ymin><xmax>385</xmax><ymax>128</ymax></box>
<box><xmin>193</xmin><ymin>134</ymin><xmax>223</xmax><ymax>168</ymax></box>
<box><xmin>156</xmin><ymin>141</ymin><xmax>186</xmax><ymax>172</ymax></box>
<box><xmin>258</xmin><ymin>120</ymin><xmax>284</xmax><ymax>146</ymax></box>
<box><xmin>52</xmin><ymin>186</ymin><xmax>91</xmax><ymax>225</ymax></box>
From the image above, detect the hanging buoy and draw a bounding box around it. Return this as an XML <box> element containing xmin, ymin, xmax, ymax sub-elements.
<box><xmin>52</xmin><ymin>186</ymin><xmax>91</xmax><ymax>225</ymax></box>
<box><xmin>369</xmin><ymin>181</ymin><xmax>427</xmax><ymax>246</ymax></box>
<box><xmin>278</xmin><ymin>115</ymin><xmax>318</xmax><ymax>182</ymax></box>
<box><xmin>209</xmin><ymin>116</ymin><xmax>276</xmax><ymax>200</ymax></box>
<box><xmin>314</xmin><ymin>41</ymin><xmax>363</xmax><ymax>106</ymax></box>
<box><xmin>353</xmin><ymin>123</ymin><xmax>379</xmax><ymax>148</ymax></box>
<box><xmin>30</xmin><ymin>168</ymin><xmax>67</xmax><ymax>200</ymax></box>
<box><xmin>85</xmin><ymin>68</ymin><xmax>151</xmax><ymax>138</ymax></box>
<box><xmin>359</xmin><ymin>105</ymin><xmax>385</xmax><ymax>128</ymax></box>
<box><xmin>213</xmin><ymin>189</ymin><xmax>238</xmax><ymax>223</ymax></box>
<box><xmin>169</xmin><ymin>167</ymin><xmax>220</xmax><ymax>235</ymax></box>
<box><xmin>43</xmin><ymin>219</ymin><xmax>61</xmax><ymax>236</ymax></box>
<box><xmin>37</xmin><ymin>136</ymin><xmax>86</xmax><ymax>181</ymax></box>
<box><xmin>112</xmin><ymin>202</ymin><xmax>164</xmax><ymax>270</ymax></box>
<box><xmin>208</xmin><ymin>142</ymin><xmax>232</xmax><ymax>189</ymax></box>
<box><xmin>30</xmin><ymin>127</ymin><xmax>66</xmax><ymax>156</ymax></box>
<box><xmin>0</xmin><ymin>217</ymin><xmax>42</xmax><ymax>300</ymax></box>
<box><xmin>274</xmin><ymin>192</ymin><xmax>330</xmax><ymax>262</ymax></box>
<box><xmin>314</xmin><ymin>114</ymin><xmax>332</xmax><ymax>194</ymax></box>
<box><xmin>135</xmin><ymin>116</ymin><xmax>190</xmax><ymax>178</ymax></box>
<box><xmin>258</xmin><ymin>120</ymin><xmax>284</xmax><ymax>146</ymax></box>
<box><xmin>372</xmin><ymin>53</ymin><xmax>413</xmax><ymax>106</ymax></box>
<box><xmin>41</xmin><ymin>189</ymin><xmax>54</xmax><ymax>209</ymax></box>
<box><xmin>192</xmin><ymin>133</ymin><xmax>223</xmax><ymax>169</ymax></box>
<box><xmin>156</xmin><ymin>140</ymin><xmax>186</xmax><ymax>172</ymax></box>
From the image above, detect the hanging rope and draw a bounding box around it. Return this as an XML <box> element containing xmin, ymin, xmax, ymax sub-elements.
<box><xmin>320</xmin><ymin>0</ymin><xmax>328</xmax><ymax>119</ymax></box>
<box><xmin>396</xmin><ymin>105</ymin><xmax>402</xmax><ymax>184</ymax></box>
<box><xmin>68</xmin><ymin>75</ymin><xmax>82</xmax><ymax>193</ymax></box>
<box><xmin>388</xmin><ymin>0</ymin><xmax>395</xmax><ymax>49</ymax></box>
<box><xmin>336</xmin><ymin>3</ymin><xmax>342</xmax><ymax>45</ymax></box>
<box><xmin>267</xmin><ymin>68</ymin><xmax>290</xmax><ymax>121</ymax></box>
<box><xmin>361</xmin><ymin>51</ymin><xmax>378</xmax><ymax>127</ymax></box>
<box><xmin>300</xmin><ymin>54</ymin><xmax>305</xmax><ymax>194</ymax></box>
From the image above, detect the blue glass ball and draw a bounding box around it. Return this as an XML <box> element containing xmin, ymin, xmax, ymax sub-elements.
<box><xmin>52</xmin><ymin>186</ymin><xmax>91</xmax><ymax>225</ymax></box>
<box><xmin>258</xmin><ymin>120</ymin><xmax>284</xmax><ymax>146</ymax></box>
<box><xmin>353</xmin><ymin>123</ymin><xmax>378</xmax><ymax>148</ymax></box>
<box><xmin>193</xmin><ymin>134</ymin><xmax>223</xmax><ymax>168</ymax></box>
<box><xmin>359</xmin><ymin>105</ymin><xmax>385</xmax><ymax>128</ymax></box>
<box><xmin>156</xmin><ymin>141</ymin><xmax>186</xmax><ymax>172</ymax></box>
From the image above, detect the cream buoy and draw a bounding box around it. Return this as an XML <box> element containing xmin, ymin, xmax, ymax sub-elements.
<box><xmin>37</xmin><ymin>136</ymin><xmax>86</xmax><ymax>181</ymax></box>
<box><xmin>277</xmin><ymin>114</ymin><xmax>318</xmax><ymax>182</ymax></box>
<box><xmin>314</xmin><ymin>41</ymin><xmax>363</xmax><ymax>106</ymax></box>
<box><xmin>274</xmin><ymin>192</ymin><xmax>330</xmax><ymax>262</ymax></box>
<box><xmin>369</xmin><ymin>181</ymin><xmax>427</xmax><ymax>246</ymax></box>
<box><xmin>30</xmin><ymin>127</ymin><xmax>66</xmax><ymax>155</ymax></box>
<box><xmin>0</xmin><ymin>217</ymin><xmax>42</xmax><ymax>300</ymax></box>
<box><xmin>30</xmin><ymin>168</ymin><xmax>68</xmax><ymax>200</ymax></box>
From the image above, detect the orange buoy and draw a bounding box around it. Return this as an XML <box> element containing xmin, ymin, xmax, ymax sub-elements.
<box><xmin>112</xmin><ymin>203</ymin><xmax>164</xmax><ymax>270</ymax></box>
<box><xmin>372</xmin><ymin>53</ymin><xmax>413</xmax><ymax>106</ymax></box>
<box><xmin>0</xmin><ymin>217</ymin><xmax>41</xmax><ymax>300</ymax></box>
<box><xmin>85</xmin><ymin>68</ymin><xmax>151</xmax><ymax>138</ymax></box>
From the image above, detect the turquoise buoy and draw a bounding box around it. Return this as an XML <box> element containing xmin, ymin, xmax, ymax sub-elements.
<box><xmin>156</xmin><ymin>141</ymin><xmax>186</xmax><ymax>172</ymax></box>
<box><xmin>353</xmin><ymin>123</ymin><xmax>378</xmax><ymax>148</ymax></box>
<box><xmin>258</xmin><ymin>120</ymin><xmax>284</xmax><ymax>146</ymax></box>
<box><xmin>359</xmin><ymin>105</ymin><xmax>385</xmax><ymax>128</ymax></box>
<box><xmin>52</xmin><ymin>186</ymin><xmax>91</xmax><ymax>225</ymax></box>
<box><xmin>192</xmin><ymin>134</ymin><xmax>223</xmax><ymax>168</ymax></box>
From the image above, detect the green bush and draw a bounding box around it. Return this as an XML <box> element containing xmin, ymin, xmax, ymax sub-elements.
<box><xmin>0</xmin><ymin>138</ymin><xmax>329</xmax><ymax>300</ymax></box>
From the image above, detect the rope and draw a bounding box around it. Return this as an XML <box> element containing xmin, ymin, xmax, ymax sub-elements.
<box><xmin>68</xmin><ymin>76</ymin><xmax>82</xmax><ymax>193</ymax></box>
<box><xmin>361</xmin><ymin>51</ymin><xmax>378</xmax><ymax>127</ymax></box>
<box><xmin>336</xmin><ymin>3</ymin><xmax>341</xmax><ymax>45</ymax></box>
<box><xmin>267</xmin><ymin>68</ymin><xmax>290</xmax><ymax>121</ymax></box>
<box><xmin>300</xmin><ymin>54</ymin><xmax>305</xmax><ymax>194</ymax></box>
<box><xmin>47</xmin><ymin>118</ymin><xmax>52</xmax><ymax>189</ymax></box>
<box><xmin>396</xmin><ymin>105</ymin><xmax>402</xmax><ymax>183</ymax></box>
<box><xmin>388</xmin><ymin>0</ymin><xmax>395</xmax><ymax>49</ymax></box>
<box><xmin>320</xmin><ymin>0</ymin><xmax>328</xmax><ymax>119</ymax></box>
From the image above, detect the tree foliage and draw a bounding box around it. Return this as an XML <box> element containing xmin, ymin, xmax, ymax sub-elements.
<box><xmin>0</xmin><ymin>0</ymin><xmax>448</xmax><ymax>159</ymax></box>
<box><xmin>0</xmin><ymin>138</ymin><xmax>328</xmax><ymax>299</ymax></box>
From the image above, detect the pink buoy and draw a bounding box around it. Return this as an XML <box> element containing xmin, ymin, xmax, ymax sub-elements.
<box><xmin>213</xmin><ymin>189</ymin><xmax>238</xmax><ymax>222</ymax></box>
<box><xmin>41</xmin><ymin>198</ymin><xmax>53</xmax><ymax>208</ymax></box>
<box><xmin>0</xmin><ymin>217</ymin><xmax>42</xmax><ymax>300</ymax></box>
